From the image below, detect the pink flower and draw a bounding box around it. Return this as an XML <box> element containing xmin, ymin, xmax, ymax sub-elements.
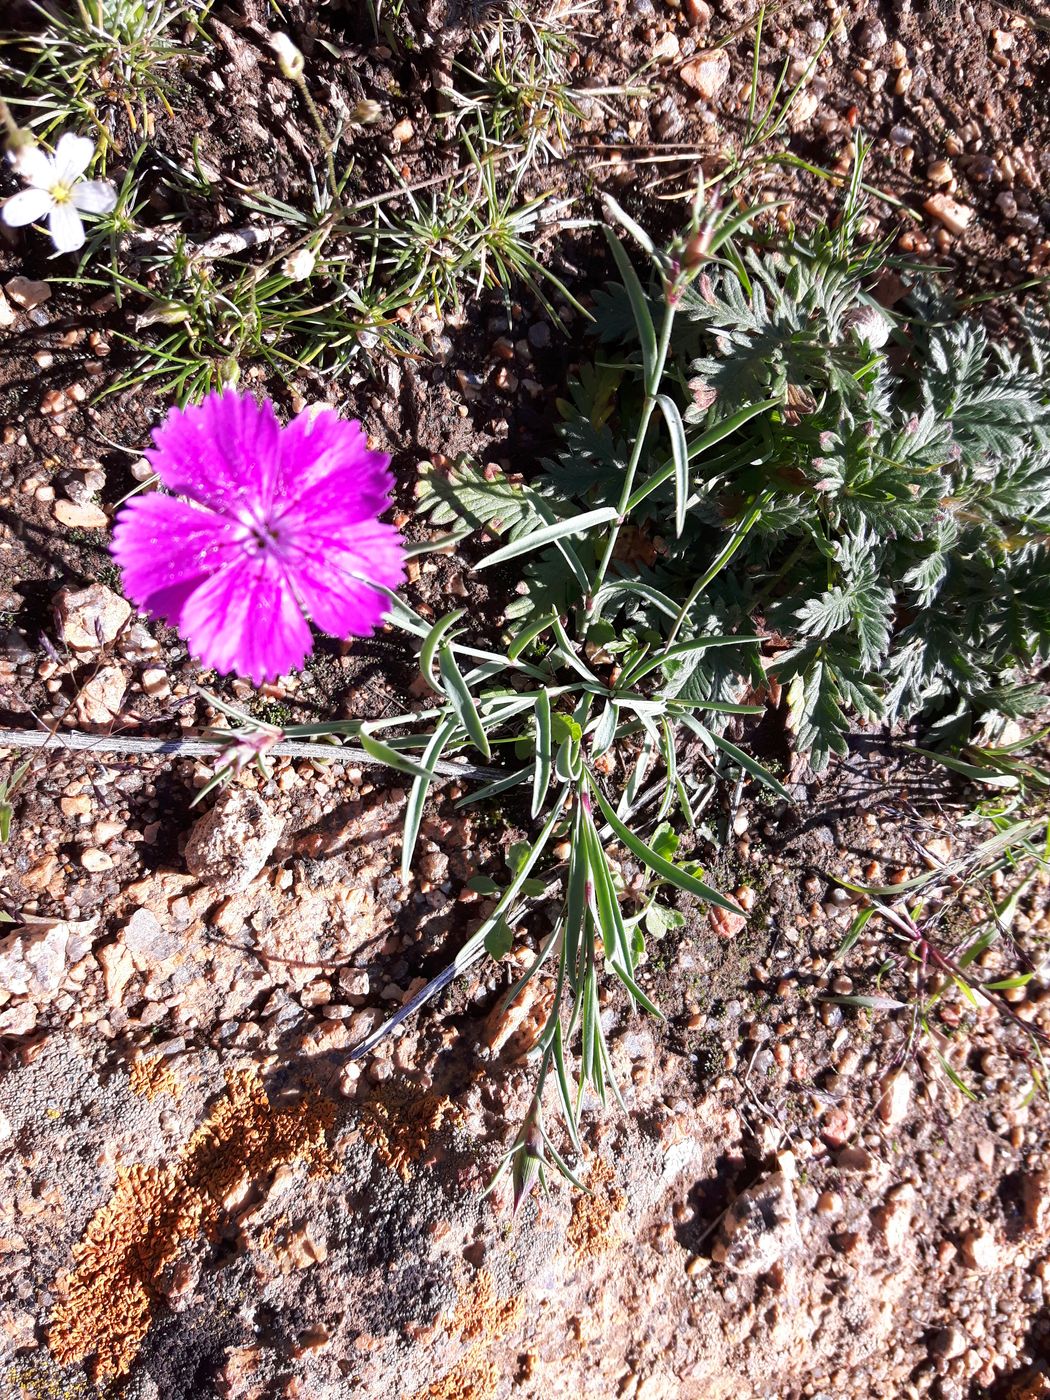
<box><xmin>110</xmin><ymin>391</ymin><xmax>405</xmax><ymax>683</ymax></box>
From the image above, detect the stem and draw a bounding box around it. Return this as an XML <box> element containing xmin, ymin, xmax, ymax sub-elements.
<box><xmin>0</xmin><ymin>726</ymin><xmax>502</xmax><ymax>781</ymax></box>
<box><xmin>294</xmin><ymin>75</ymin><xmax>342</xmax><ymax>211</ymax></box>
<box><xmin>588</xmin><ymin>300</ymin><xmax>677</xmax><ymax>621</ymax></box>
<box><xmin>664</xmin><ymin>489</ymin><xmax>769</xmax><ymax>649</ymax></box>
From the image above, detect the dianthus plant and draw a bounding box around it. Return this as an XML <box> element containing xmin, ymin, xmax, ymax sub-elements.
<box><xmin>328</xmin><ymin>191</ymin><xmax>790</xmax><ymax>1205</ymax></box>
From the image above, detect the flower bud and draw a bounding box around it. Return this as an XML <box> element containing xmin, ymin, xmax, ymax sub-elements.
<box><xmin>269</xmin><ymin>32</ymin><xmax>305</xmax><ymax>81</ymax></box>
<box><xmin>282</xmin><ymin>247</ymin><xmax>316</xmax><ymax>281</ymax></box>
<box><xmin>682</xmin><ymin>226</ymin><xmax>714</xmax><ymax>268</ymax></box>
<box><xmin>842</xmin><ymin>304</ymin><xmax>891</xmax><ymax>350</ymax></box>
<box><xmin>351</xmin><ymin>99</ymin><xmax>382</xmax><ymax>126</ymax></box>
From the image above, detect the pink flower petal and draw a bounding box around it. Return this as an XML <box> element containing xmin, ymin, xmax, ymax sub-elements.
<box><xmin>110</xmin><ymin>493</ymin><xmax>244</xmax><ymax>626</ymax></box>
<box><xmin>146</xmin><ymin>391</ymin><xmax>283</xmax><ymax>516</ymax></box>
<box><xmin>284</xmin><ymin>518</ymin><xmax>405</xmax><ymax>637</ymax></box>
<box><xmin>274</xmin><ymin>407</ymin><xmax>392</xmax><ymax>521</ymax></box>
<box><xmin>178</xmin><ymin>551</ymin><xmax>313</xmax><ymax>684</ymax></box>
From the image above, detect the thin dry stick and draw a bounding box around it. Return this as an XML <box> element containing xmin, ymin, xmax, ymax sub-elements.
<box><xmin>0</xmin><ymin>727</ymin><xmax>503</xmax><ymax>782</ymax></box>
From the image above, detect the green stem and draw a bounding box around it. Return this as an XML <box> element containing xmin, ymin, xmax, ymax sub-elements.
<box><xmin>664</xmin><ymin>489</ymin><xmax>771</xmax><ymax>648</ymax></box>
<box><xmin>295</xmin><ymin>75</ymin><xmax>342</xmax><ymax>211</ymax></box>
<box><xmin>588</xmin><ymin>300</ymin><xmax>677</xmax><ymax>624</ymax></box>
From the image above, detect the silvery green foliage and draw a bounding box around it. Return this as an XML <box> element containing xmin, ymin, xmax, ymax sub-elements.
<box><xmin>503</xmin><ymin>226</ymin><xmax>1050</xmax><ymax>768</ymax></box>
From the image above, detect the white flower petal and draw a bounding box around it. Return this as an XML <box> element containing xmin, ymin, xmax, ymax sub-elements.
<box><xmin>1</xmin><ymin>187</ymin><xmax>54</xmax><ymax>228</ymax></box>
<box><xmin>72</xmin><ymin>179</ymin><xmax>117</xmax><ymax>215</ymax></box>
<box><xmin>52</xmin><ymin>133</ymin><xmax>95</xmax><ymax>186</ymax></box>
<box><xmin>11</xmin><ymin>144</ymin><xmax>54</xmax><ymax>188</ymax></box>
<box><xmin>48</xmin><ymin>202</ymin><xmax>85</xmax><ymax>254</ymax></box>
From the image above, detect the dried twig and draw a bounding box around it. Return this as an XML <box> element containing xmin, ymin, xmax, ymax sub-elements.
<box><xmin>0</xmin><ymin>727</ymin><xmax>503</xmax><ymax>782</ymax></box>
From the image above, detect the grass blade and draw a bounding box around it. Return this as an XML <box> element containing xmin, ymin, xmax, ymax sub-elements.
<box><xmin>587</xmin><ymin>772</ymin><xmax>744</xmax><ymax>916</ymax></box>
<box><xmin>475</xmin><ymin>506</ymin><xmax>619</xmax><ymax>571</ymax></box>
<box><xmin>532</xmin><ymin>691</ymin><xmax>553</xmax><ymax>819</ymax></box>
<box><xmin>603</xmin><ymin>224</ymin><xmax>657</xmax><ymax>389</ymax></box>
<box><xmin>439</xmin><ymin>645</ymin><xmax>491</xmax><ymax>760</ymax></box>
<box><xmin>655</xmin><ymin>393</ymin><xmax>689</xmax><ymax>538</ymax></box>
<box><xmin>401</xmin><ymin>712</ymin><xmax>458</xmax><ymax>882</ymax></box>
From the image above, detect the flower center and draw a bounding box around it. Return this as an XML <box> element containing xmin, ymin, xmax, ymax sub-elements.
<box><xmin>50</xmin><ymin>182</ymin><xmax>72</xmax><ymax>205</ymax></box>
<box><xmin>246</xmin><ymin>518</ymin><xmax>282</xmax><ymax>554</ymax></box>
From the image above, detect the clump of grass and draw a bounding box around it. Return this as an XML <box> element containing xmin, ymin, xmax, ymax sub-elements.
<box><xmin>1</xmin><ymin>0</ymin><xmax>214</xmax><ymax>158</ymax></box>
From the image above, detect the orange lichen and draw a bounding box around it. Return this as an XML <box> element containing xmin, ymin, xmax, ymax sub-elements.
<box><xmin>566</xmin><ymin>1157</ymin><xmax>627</xmax><ymax>1262</ymax></box>
<box><xmin>408</xmin><ymin>1271</ymin><xmax>525</xmax><ymax>1400</ymax></box>
<box><xmin>359</xmin><ymin>1082</ymin><xmax>465</xmax><ymax>1182</ymax></box>
<box><xmin>127</xmin><ymin>1054</ymin><xmax>181</xmax><ymax>1102</ymax></box>
<box><xmin>48</xmin><ymin>1070</ymin><xmax>337</xmax><ymax>1382</ymax></box>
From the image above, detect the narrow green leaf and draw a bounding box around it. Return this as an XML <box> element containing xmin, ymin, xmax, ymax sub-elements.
<box><xmin>420</xmin><ymin>609</ymin><xmax>465</xmax><ymax>695</ymax></box>
<box><xmin>603</xmin><ymin>225</ymin><xmax>657</xmax><ymax>388</ymax></box>
<box><xmin>532</xmin><ymin>691</ymin><xmax>553</xmax><ymax>819</ymax></box>
<box><xmin>907</xmin><ymin>744</ymin><xmax>1020</xmax><ymax>789</ymax></box>
<box><xmin>602</xmin><ymin>192</ymin><xmax>656</xmax><ymax>255</ymax></box>
<box><xmin>706</xmin><ymin>730</ymin><xmax>791</xmax><ymax>801</ymax></box>
<box><xmin>626</xmin><ymin>399</ymin><xmax>780</xmax><ymax>512</ymax></box>
<box><xmin>474</xmin><ymin>506</ymin><xmax>620</xmax><ymax>571</ymax></box>
<box><xmin>591</xmin><ymin>700</ymin><xmax>618</xmax><ymax>758</ymax></box>
<box><xmin>402</xmin><ymin>712</ymin><xmax>459</xmax><ymax>882</ymax></box>
<box><xmin>828</xmin><ymin>906</ymin><xmax>874</xmax><ymax>969</ymax></box>
<box><xmin>508</xmin><ymin>611</ymin><xmax>558</xmax><ymax>662</ymax></box>
<box><xmin>359</xmin><ymin>727</ymin><xmax>435</xmax><ymax>779</ymax></box>
<box><xmin>655</xmin><ymin>393</ymin><xmax>689</xmax><ymax>537</ymax></box>
<box><xmin>439</xmin><ymin>646</ymin><xmax>491</xmax><ymax>760</ymax></box>
<box><xmin>621</xmin><ymin>635</ymin><xmax>756</xmax><ymax>688</ymax></box>
<box><xmin>587</xmin><ymin>774</ymin><xmax>744</xmax><ymax>915</ymax></box>
<box><xmin>454</xmin><ymin>768</ymin><xmax>529</xmax><ymax>808</ymax></box>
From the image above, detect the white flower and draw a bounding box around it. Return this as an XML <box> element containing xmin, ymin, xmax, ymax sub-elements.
<box><xmin>281</xmin><ymin>247</ymin><xmax>316</xmax><ymax>281</ymax></box>
<box><xmin>2</xmin><ymin>133</ymin><xmax>117</xmax><ymax>254</ymax></box>
<box><xmin>269</xmin><ymin>32</ymin><xmax>304</xmax><ymax>80</ymax></box>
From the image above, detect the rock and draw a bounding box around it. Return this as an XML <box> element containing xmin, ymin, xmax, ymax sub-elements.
<box><xmin>1022</xmin><ymin>1169</ymin><xmax>1050</xmax><ymax>1237</ymax></box>
<box><xmin>141</xmin><ymin>666</ymin><xmax>171</xmax><ymax>699</ymax></box>
<box><xmin>878</xmin><ymin>1069</ymin><xmax>911</xmax><ymax>1128</ymax></box>
<box><xmin>184</xmin><ymin>785</ymin><xmax>284</xmax><ymax>893</ymax></box>
<box><xmin>821</xmin><ymin>1105</ymin><xmax>857</xmax><ymax>1149</ymax></box>
<box><xmin>121</xmin><ymin>908</ymin><xmax>181</xmax><ymax>971</ymax></box>
<box><xmin>856</xmin><ymin>18</ymin><xmax>887</xmax><ymax>52</ymax></box>
<box><xmin>684</xmin><ymin>0</ymin><xmax>712</xmax><ymax>26</ymax></box>
<box><xmin>679</xmin><ymin>49</ymin><xmax>730</xmax><ymax>100</ymax></box>
<box><xmin>97</xmin><ymin>941</ymin><xmax>135</xmax><ymax>1004</ymax></box>
<box><xmin>54</xmin><ymin>583</ymin><xmax>132</xmax><ymax>651</ymax></box>
<box><xmin>80</xmin><ymin>847</ymin><xmax>114</xmax><ymax>873</ymax></box>
<box><xmin>0</xmin><ymin>916</ymin><xmax>98</xmax><ymax>998</ymax></box>
<box><xmin>927</xmin><ymin>159</ymin><xmax>953</xmax><ymax>186</ymax></box>
<box><xmin>873</xmin><ymin>1182</ymin><xmax>916</xmax><ymax>1250</ymax></box>
<box><xmin>5</xmin><ymin>276</ymin><xmax>51</xmax><ymax>309</ymax></box>
<box><xmin>652</xmin><ymin>30</ymin><xmax>680</xmax><ymax>62</ymax></box>
<box><xmin>710</xmin><ymin>905</ymin><xmax>747</xmax><ymax>940</ymax></box>
<box><xmin>836</xmin><ymin>1146</ymin><xmax>877</xmax><ymax>1174</ymax></box>
<box><xmin>0</xmin><ymin>1002</ymin><xmax>37</xmax><ymax>1035</ymax></box>
<box><xmin>931</xmin><ymin>1323</ymin><xmax>968</xmax><ymax>1360</ymax></box>
<box><xmin>961</xmin><ymin>1223</ymin><xmax>998</xmax><ymax>1271</ymax></box>
<box><xmin>712</xmin><ymin>1171</ymin><xmax>800</xmax><ymax>1275</ymax></box>
<box><xmin>0</xmin><ymin>629</ymin><xmax>33</xmax><ymax>665</ymax></box>
<box><xmin>924</xmin><ymin>194</ymin><xmax>973</xmax><ymax>236</ymax></box>
<box><xmin>527</xmin><ymin>321</ymin><xmax>551</xmax><ymax>349</ymax></box>
<box><xmin>53</xmin><ymin>500</ymin><xmax>108</xmax><ymax>529</ymax></box>
<box><xmin>391</xmin><ymin>118</ymin><xmax>414</xmax><ymax>143</ymax></box>
<box><xmin>0</xmin><ymin>293</ymin><xmax>13</xmax><ymax>328</ymax></box>
<box><xmin>75</xmin><ymin>665</ymin><xmax>126</xmax><ymax>726</ymax></box>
